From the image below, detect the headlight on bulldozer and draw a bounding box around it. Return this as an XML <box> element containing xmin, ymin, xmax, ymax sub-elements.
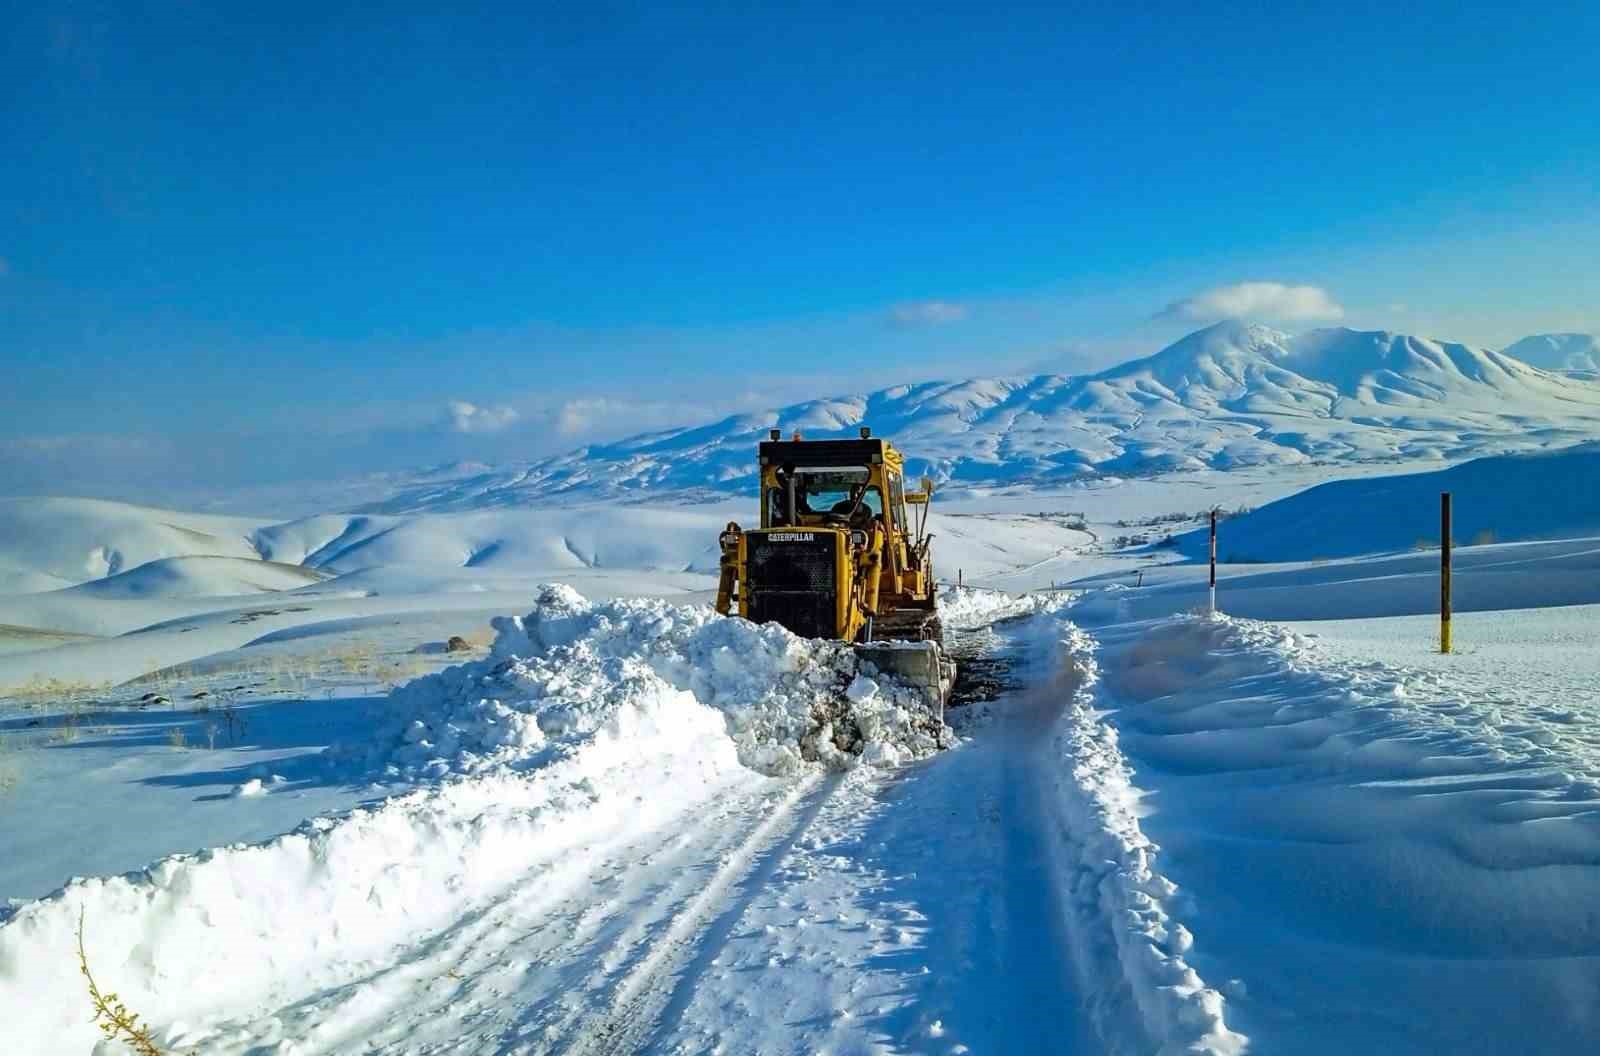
<box><xmin>849</xmin><ymin>529</ymin><xmax>868</xmax><ymax>549</ymax></box>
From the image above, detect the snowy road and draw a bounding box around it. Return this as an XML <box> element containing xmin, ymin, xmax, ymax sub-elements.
<box><xmin>656</xmin><ymin>659</ymin><xmax>1098</xmax><ymax>1055</ymax></box>
<box><xmin>201</xmin><ymin>770</ymin><xmax>824</xmax><ymax>1054</ymax></box>
<box><xmin>197</xmin><ymin>616</ymin><xmax>1107</xmax><ymax>1056</ymax></box>
<box><xmin>10</xmin><ymin>587</ymin><xmax>1600</xmax><ymax>1054</ymax></box>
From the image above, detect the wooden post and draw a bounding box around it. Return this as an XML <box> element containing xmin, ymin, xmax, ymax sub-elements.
<box><xmin>1208</xmin><ymin>508</ymin><xmax>1218</xmax><ymax>615</ymax></box>
<box><xmin>1441</xmin><ymin>492</ymin><xmax>1452</xmax><ymax>654</ymax></box>
<box><xmin>957</xmin><ymin>568</ymin><xmax>963</xmax><ymax>590</ymax></box>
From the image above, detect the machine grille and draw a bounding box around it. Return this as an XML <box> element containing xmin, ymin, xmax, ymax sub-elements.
<box><xmin>746</xmin><ymin>533</ymin><xmax>838</xmax><ymax>638</ymax></box>
<box><xmin>748</xmin><ymin>591</ymin><xmax>836</xmax><ymax>639</ymax></box>
<box><xmin>747</xmin><ymin>534</ymin><xmax>836</xmax><ymax>592</ymax></box>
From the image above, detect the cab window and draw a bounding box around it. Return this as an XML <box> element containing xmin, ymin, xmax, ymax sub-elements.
<box><xmin>888</xmin><ymin>472</ymin><xmax>906</xmax><ymax>531</ymax></box>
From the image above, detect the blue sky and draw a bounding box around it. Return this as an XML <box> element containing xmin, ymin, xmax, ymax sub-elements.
<box><xmin>4</xmin><ymin>2</ymin><xmax>1598</xmax><ymax>501</ymax></box>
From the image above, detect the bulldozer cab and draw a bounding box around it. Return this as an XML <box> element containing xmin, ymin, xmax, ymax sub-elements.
<box><xmin>766</xmin><ymin>469</ymin><xmax>882</xmax><ymax>529</ymax></box>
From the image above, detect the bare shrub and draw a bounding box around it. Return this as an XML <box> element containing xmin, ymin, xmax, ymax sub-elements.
<box><xmin>220</xmin><ymin>704</ymin><xmax>248</xmax><ymax>746</ymax></box>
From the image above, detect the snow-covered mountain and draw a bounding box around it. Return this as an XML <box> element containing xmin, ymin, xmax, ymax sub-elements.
<box><xmin>1501</xmin><ymin>333</ymin><xmax>1600</xmax><ymax>375</ymax></box>
<box><xmin>359</xmin><ymin>322</ymin><xmax>1600</xmax><ymax>512</ymax></box>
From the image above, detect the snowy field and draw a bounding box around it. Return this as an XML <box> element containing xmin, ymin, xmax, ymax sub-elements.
<box><xmin>3</xmin><ymin>439</ymin><xmax>1600</xmax><ymax>1052</ymax></box>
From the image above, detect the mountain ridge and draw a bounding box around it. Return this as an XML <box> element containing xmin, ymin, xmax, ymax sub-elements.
<box><xmin>1501</xmin><ymin>333</ymin><xmax>1600</xmax><ymax>375</ymax></box>
<box><xmin>355</xmin><ymin>323</ymin><xmax>1600</xmax><ymax>513</ymax></box>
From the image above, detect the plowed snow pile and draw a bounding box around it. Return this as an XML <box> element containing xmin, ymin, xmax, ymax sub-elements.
<box><xmin>344</xmin><ymin>584</ymin><xmax>946</xmax><ymax>778</ymax></box>
<box><xmin>939</xmin><ymin>584</ymin><xmax>1071</xmax><ymax>628</ymax></box>
<box><xmin>0</xmin><ymin>587</ymin><xmax>944</xmax><ymax>1052</ymax></box>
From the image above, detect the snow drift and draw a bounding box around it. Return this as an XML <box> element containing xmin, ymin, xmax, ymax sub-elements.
<box><xmin>1090</xmin><ymin>611</ymin><xmax>1600</xmax><ymax>1053</ymax></box>
<box><xmin>938</xmin><ymin>583</ymin><xmax>1071</xmax><ymax>628</ymax></box>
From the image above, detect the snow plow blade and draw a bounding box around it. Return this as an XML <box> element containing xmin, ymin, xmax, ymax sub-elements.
<box><xmin>856</xmin><ymin>640</ymin><xmax>953</xmax><ymax>722</ymax></box>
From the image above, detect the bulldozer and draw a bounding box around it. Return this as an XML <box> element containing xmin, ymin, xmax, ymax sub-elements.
<box><xmin>715</xmin><ymin>427</ymin><xmax>954</xmax><ymax>714</ymax></box>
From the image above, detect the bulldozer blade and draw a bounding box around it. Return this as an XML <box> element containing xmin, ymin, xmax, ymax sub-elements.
<box><xmin>856</xmin><ymin>640</ymin><xmax>954</xmax><ymax>720</ymax></box>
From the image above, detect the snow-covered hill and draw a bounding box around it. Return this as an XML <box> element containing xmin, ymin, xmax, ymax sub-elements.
<box><xmin>0</xmin><ymin>498</ymin><xmax>270</xmax><ymax>593</ymax></box>
<box><xmin>355</xmin><ymin>322</ymin><xmax>1600</xmax><ymax>512</ymax></box>
<box><xmin>1501</xmin><ymin>333</ymin><xmax>1600</xmax><ymax>375</ymax></box>
<box><xmin>61</xmin><ymin>556</ymin><xmax>331</xmax><ymax>599</ymax></box>
<box><xmin>1171</xmin><ymin>441</ymin><xmax>1600</xmax><ymax>562</ymax></box>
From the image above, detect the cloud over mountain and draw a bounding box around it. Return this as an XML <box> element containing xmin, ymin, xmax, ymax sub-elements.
<box><xmin>446</xmin><ymin>400</ymin><xmax>520</xmax><ymax>434</ymax></box>
<box><xmin>1157</xmin><ymin>282</ymin><xmax>1344</xmax><ymax>324</ymax></box>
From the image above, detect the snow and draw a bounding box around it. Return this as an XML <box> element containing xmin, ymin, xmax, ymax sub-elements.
<box><xmin>937</xmin><ymin>583</ymin><xmax>1069</xmax><ymax>626</ymax></box>
<box><xmin>1030</xmin><ymin>616</ymin><xmax>1244</xmax><ymax>1054</ymax></box>
<box><xmin>1172</xmin><ymin>442</ymin><xmax>1600</xmax><ymax>562</ymax></box>
<box><xmin>1069</xmin><ymin>535</ymin><xmax>1600</xmax><ymax>625</ymax></box>
<box><xmin>0</xmin><ymin>497</ymin><xmax>268</xmax><ymax>592</ymax></box>
<box><xmin>1081</xmin><ymin>609</ymin><xmax>1600</xmax><ymax>1053</ymax></box>
<box><xmin>1503</xmin><ymin>332</ymin><xmax>1600</xmax><ymax>375</ymax></box>
<box><xmin>64</xmin><ymin>555</ymin><xmax>330</xmax><ymax>598</ymax></box>
<box><xmin>0</xmin><ymin>723</ymin><xmax>767</xmax><ymax>1053</ymax></box>
<box><xmin>0</xmin><ymin>610</ymin><xmax>487</xmax><ymax>903</ymax></box>
<box><xmin>4</xmin><ymin>523</ymin><xmax>1600</xmax><ymax>1051</ymax></box>
<box><xmin>349</xmin><ymin>323</ymin><xmax>1600</xmax><ymax>511</ymax></box>
<box><xmin>6</xmin><ymin>329</ymin><xmax>1600</xmax><ymax>1052</ymax></box>
<box><xmin>346</xmin><ymin>584</ymin><xmax>946</xmax><ymax>781</ymax></box>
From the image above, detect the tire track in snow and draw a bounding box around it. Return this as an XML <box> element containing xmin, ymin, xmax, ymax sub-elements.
<box><xmin>563</xmin><ymin>771</ymin><xmax>844</xmax><ymax>1056</ymax></box>
<box><xmin>233</xmin><ymin>771</ymin><xmax>842</xmax><ymax>1056</ymax></box>
<box><xmin>190</xmin><ymin>770</ymin><xmax>808</xmax><ymax>1054</ymax></box>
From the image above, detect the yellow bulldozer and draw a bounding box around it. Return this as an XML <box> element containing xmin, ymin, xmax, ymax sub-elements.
<box><xmin>715</xmin><ymin>427</ymin><xmax>954</xmax><ymax>712</ymax></box>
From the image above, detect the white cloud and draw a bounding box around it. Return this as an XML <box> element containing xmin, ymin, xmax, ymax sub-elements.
<box><xmin>888</xmin><ymin>300</ymin><xmax>970</xmax><ymax>326</ymax></box>
<box><xmin>446</xmin><ymin>400</ymin><xmax>519</xmax><ymax>434</ymax></box>
<box><xmin>1157</xmin><ymin>282</ymin><xmax>1344</xmax><ymax>324</ymax></box>
<box><xmin>550</xmin><ymin>396</ymin><xmax>733</xmax><ymax>439</ymax></box>
<box><xmin>555</xmin><ymin>398</ymin><xmax>619</xmax><ymax>436</ymax></box>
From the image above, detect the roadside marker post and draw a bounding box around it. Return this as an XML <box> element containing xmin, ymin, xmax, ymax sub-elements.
<box><xmin>1441</xmin><ymin>492</ymin><xmax>1452</xmax><ymax>654</ymax></box>
<box><xmin>1209</xmin><ymin>508</ymin><xmax>1218</xmax><ymax>615</ymax></box>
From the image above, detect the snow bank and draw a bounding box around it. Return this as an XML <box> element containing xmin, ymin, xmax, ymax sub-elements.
<box><xmin>1091</xmin><ymin>612</ymin><xmax>1600</xmax><ymax>1051</ymax></box>
<box><xmin>1032</xmin><ymin>616</ymin><xmax>1245</xmax><ymax>1055</ymax></box>
<box><xmin>344</xmin><ymin>584</ymin><xmax>946</xmax><ymax>780</ymax></box>
<box><xmin>938</xmin><ymin>584</ymin><xmax>1069</xmax><ymax>628</ymax></box>
<box><xmin>0</xmin><ymin>695</ymin><xmax>755</xmax><ymax>1052</ymax></box>
<box><xmin>0</xmin><ymin>586</ymin><xmax>948</xmax><ymax>1051</ymax></box>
